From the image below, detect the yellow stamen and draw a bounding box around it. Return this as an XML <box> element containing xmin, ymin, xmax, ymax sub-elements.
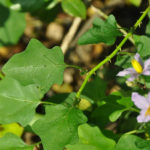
<box><xmin>131</xmin><ymin>59</ymin><xmax>143</xmax><ymax>74</ymax></box>
<box><xmin>145</xmin><ymin>106</ymin><xmax>150</xmax><ymax>116</ymax></box>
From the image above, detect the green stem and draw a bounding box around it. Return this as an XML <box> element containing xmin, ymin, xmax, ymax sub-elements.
<box><xmin>118</xmin><ymin>51</ymin><xmax>134</xmax><ymax>56</ymax></box>
<box><xmin>40</xmin><ymin>101</ymin><xmax>56</xmax><ymax>105</ymax></box>
<box><xmin>125</xmin><ymin>129</ymin><xmax>144</xmax><ymax>135</ymax></box>
<box><xmin>129</xmin><ymin>107</ymin><xmax>140</xmax><ymax>113</ymax></box>
<box><xmin>66</xmin><ymin>64</ymin><xmax>88</xmax><ymax>73</ymax></box>
<box><xmin>76</xmin><ymin>6</ymin><xmax>150</xmax><ymax>99</ymax></box>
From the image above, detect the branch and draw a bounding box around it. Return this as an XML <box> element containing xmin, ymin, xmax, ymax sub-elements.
<box><xmin>76</xmin><ymin>6</ymin><xmax>150</xmax><ymax>99</ymax></box>
<box><xmin>61</xmin><ymin>17</ymin><xmax>82</xmax><ymax>54</ymax></box>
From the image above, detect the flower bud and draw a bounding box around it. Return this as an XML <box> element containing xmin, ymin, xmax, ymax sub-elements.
<box><xmin>78</xmin><ymin>98</ymin><xmax>92</xmax><ymax>111</ymax></box>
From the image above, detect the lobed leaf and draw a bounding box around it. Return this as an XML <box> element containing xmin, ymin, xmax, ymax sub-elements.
<box><xmin>78</xmin><ymin>15</ymin><xmax>122</xmax><ymax>45</ymax></box>
<box><xmin>2</xmin><ymin>39</ymin><xmax>66</xmax><ymax>94</ymax></box>
<box><xmin>0</xmin><ymin>2</ymin><xmax>25</xmax><ymax>46</ymax></box>
<box><xmin>32</xmin><ymin>104</ymin><xmax>87</xmax><ymax>150</ymax></box>
<box><xmin>0</xmin><ymin>133</ymin><xmax>34</xmax><ymax>150</ymax></box>
<box><xmin>0</xmin><ymin>77</ymin><xmax>42</xmax><ymax>126</ymax></box>
<box><xmin>67</xmin><ymin>123</ymin><xmax>116</xmax><ymax>150</ymax></box>
<box><xmin>115</xmin><ymin>55</ymin><xmax>132</xmax><ymax>69</ymax></box>
<box><xmin>134</xmin><ymin>35</ymin><xmax>150</xmax><ymax>58</ymax></box>
<box><xmin>115</xmin><ymin>134</ymin><xmax>150</xmax><ymax>150</ymax></box>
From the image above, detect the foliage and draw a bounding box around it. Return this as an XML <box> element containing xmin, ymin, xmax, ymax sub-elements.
<box><xmin>0</xmin><ymin>1</ymin><xmax>150</xmax><ymax>150</ymax></box>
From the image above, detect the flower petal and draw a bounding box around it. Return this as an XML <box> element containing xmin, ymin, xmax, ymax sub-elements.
<box><xmin>147</xmin><ymin>92</ymin><xmax>150</xmax><ymax>104</ymax></box>
<box><xmin>137</xmin><ymin>109</ymin><xmax>150</xmax><ymax>123</ymax></box>
<box><xmin>117</xmin><ymin>68</ymin><xmax>136</xmax><ymax>76</ymax></box>
<box><xmin>144</xmin><ymin>58</ymin><xmax>150</xmax><ymax>70</ymax></box>
<box><xmin>142</xmin><ymin>69</ymin><xmax>150</xmax><ymax>75</ymax></box>
<box><xmin>134</xmin><ymin>53</ymin><xmax>143</xmax><ymax>67</ymax></box>
<box><xmin>132</xmin><ymin>92</ymin><xmax>149</xmax><ymax>109</ymax></box>
<box><xmin>127</xmin><ymin>74</ymin><xmax>139</xmax><ymax>82</ymax></box>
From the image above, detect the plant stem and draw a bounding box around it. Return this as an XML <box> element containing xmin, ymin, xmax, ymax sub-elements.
<box><xmin>129</xmin><ymin>107</ymin><xmax>140</xmax><ymax>113</ymax></box>
<box><xmin>125</xmin><ymin>129</ymin><xmax>144</xmax><ymax>135</ymax></box>
<box><xmin>66</xmin><ymin>64</ymin><xmax>88</xmax><ymax>73</ymax></box>
<box><xmin>76</xmin><ymin>6</ymin><xmax>150</xmax><ymax>99</ymax></box>
<box><xmin>40</xmin><ymin>101</ymin><xmax>56</xmax><ymax>105</ymax></box>
<box><xmin>118</xmin><ymin>51</ymin><xmax>134</xmax><ymax>56</ymax></box>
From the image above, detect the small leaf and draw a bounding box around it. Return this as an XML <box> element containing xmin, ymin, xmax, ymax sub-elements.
<box><xmin>116</xmin><ymin>134</ymin><xmax>150</xmax><ymax>150</ymax></box>
<box><xmin>109</xmin><ymin>109</ymin><xmax>126</xmax><ymax>122</ymax></box>
<box><xmin>0</xmin><ymin>77</ymin><xmax>42</xmax><ymax>126</ymax></box>
<box><xmin>2</xmin><ymin>39</ymin><xmax>66</xmax><ymax>93</ymax></box>
<box><xmin>61</xmin><ymin>0</ymin><xmax>86</xmax><ymax>19</ymax></box>
<box><xmin>32</xmin><ymin>104</ymin><xmax>87</xmax><ymax>150</ymax></box>
<box><xmin>78</xmin><ymin>15</ymin><xmax>122</xmax><ymax>45</ymax></box>
<box><xmin>0</xmin><ymin>133</ymin><xmax>34</xmax><ymax>150</ymax></box>
<box><xmin>67</xmin><ymin>124</ymin><xmax>116</xmax><ymax>150</ymax></box>
<box><xmin>146</xmin><ymin>21</ymin><xmax>150</xmax><ymax>35</ymax></box>
<box><xmin>91</xmin><ymin>92</ymin><xmax>132</xmax><ymax>127</ymax></box>
<box><xmin>134</xmin><ymin>35</ymin><xmax>150</xmax><ymax>58</ymax></box>
<box><xmin>115</xmin><ymin>55</ymin><xmax>132</xmax><ymax>69</ymax></box>
<box><xmin>0</xmin><ymin>3</ymin><xmax>25</xmax><ymax>46</ymax></box>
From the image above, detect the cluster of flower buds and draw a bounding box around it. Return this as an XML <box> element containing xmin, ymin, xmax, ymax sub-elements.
<box><xmin>117</xmin><ymin>53</ymin><xmax>150</xmax><ymax>123</ymax></box>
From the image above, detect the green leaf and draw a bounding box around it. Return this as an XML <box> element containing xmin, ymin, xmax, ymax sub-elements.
<box><xmin>0</xmin><ymin>133</ymin><xmax>34</xmax><ymax>150</ymax></box>
<box><xmin>146</xmin><ymin>21</ymin><xmax>150</xmax><ymax>35</ymax></box>
<box><xmin>10</xmin><ymin>0</ymin><xmax>44</xmax><ymax>12</ymax></box>
<box><xmin>78</xmin><ymin>15</ymin><xmax>122</xmax><ymax>45</ymax></box>
<box><xmin>0</xmin><ymin>77</ymin><xmax>42</xmax><ymax>126</ymax></box>
<box><xmin>67</xmin><ymin>123</ymin><xmax>116</xmax><ymax>150</ymax></box>
<box><xmin>61</xmin><ymin>0</ymin><xmax>86</xmax><ymax>19</ymax></box>
<box><xmin>2</xmin><ymin>39</ymin><xmax>66</xmax><ymax>93</ymax></box>
<box><xmin>115</xmin><ymin>134</ymin><xmax>150</xmax><ymax>150</ymax></box>
<box><xmin>115</xmin><ymin>55</ymin><xmax>132</xmax><ymax>69</ymax></box>
<box><xmin>32</xmin><ymin>104</ymin><xmax>87</xmax><ymax>150</ymax></box>
<box><xmin>82</xmin><ymin>76</ymin><xmax>107</xmax><ymax>102</ymax></box>
<box><xmin>109</xmin><ymin>109</ymin><xmax>126</xmax><ymax>122</ymax></box>
<box><xmin>134</xmin><ymin>35</ymin><xmax>150</xmax><ymax>58</ymax></box>
<box><xmin>0</xmin><ymin>3</ymin><xmax>25</xmax><ymax>46</ymax></box>
<box><xmin>67</xmin><ymin>144</ymin><xmax>99</xmax><ymax>150</ymax></box>
<box><xmin>91</xmin><ymin>92</ymin><xmax>132</xmax><ymax>127</ymax></box>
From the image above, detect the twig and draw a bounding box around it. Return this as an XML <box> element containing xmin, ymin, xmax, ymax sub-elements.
<box><xmin>91</xmin><ymin>5</ymin><xmax>135</xmax><ymax>45</ymax></box>
<box><xmin>61</xmin><ymin>17</ymin><xmax>82</xmax><ymax>54</ymax></box>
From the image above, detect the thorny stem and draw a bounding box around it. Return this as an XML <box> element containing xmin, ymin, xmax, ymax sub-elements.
<box><xmin>66</xmin><ymin>64</ymin><xmax>88</xmax><ymax>74</ymax></box>
<box><xmin>76</xmin><ymin>6</ymin><xmax>150</xmax><ymax>99</ymax></box>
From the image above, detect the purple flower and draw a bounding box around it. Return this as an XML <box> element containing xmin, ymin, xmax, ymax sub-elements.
<box><xmin>132</xmin><ymin>92</ymin><xmax>150</xmax><ymax>123</ymax></box>
<box><xmin>117</xmin><ymin>53</ymin><xmax>150</xmax><ymax>81</ymax></box>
